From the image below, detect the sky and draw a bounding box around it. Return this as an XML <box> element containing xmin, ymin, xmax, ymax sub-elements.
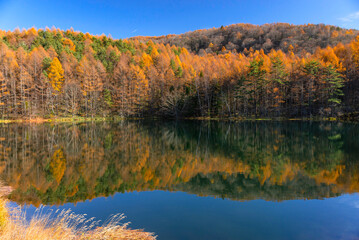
<box><xmin>0</xmin><ymin>0</ymin><xmax>358</xmax><ymax>39</ymax></box>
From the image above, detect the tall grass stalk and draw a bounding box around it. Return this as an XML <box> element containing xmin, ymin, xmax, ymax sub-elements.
<box><xmin>0</xmin><ymin>187</ymin><xmax>156</xmax><ymax>240</ymax></box>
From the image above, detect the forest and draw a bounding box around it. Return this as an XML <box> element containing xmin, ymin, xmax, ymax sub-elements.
<box><xmin>0</xmin><ymin>23</ymin><xmax>359</xmax><ymax>119</ymax></box>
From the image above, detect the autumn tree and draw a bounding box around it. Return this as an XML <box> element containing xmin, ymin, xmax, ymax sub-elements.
<box><xmin>77</xmin><ymin>57</ymin><xmax>105</xmax><ymax>117</ymax></box>
<box><xmin>16</xmin><ymin>47</ymin><xmax>33</xmax><ymax>116</ymax></box>
<box><xmin>0</xmin><ymin>71</ymin><xmax>9</xmax><ymax>117</ymax></box>
<box><xmin>1</xmin><ymin>46</ymin><xmax>19</xmax><ymax>115</ymax></box>
<box><xmin>47</xmin><ymin>57</ymin><xmax>65</xmax><ymax>115</ymax></box>
<box><xmin>0</xmin><ymin>26</ymin><xmax>357</xmax><ymax>119</ymax></box>
<box><xmin>48</xmin><ymin>57</ymin><xmax>65</xmax><ymax>93</ymax></box>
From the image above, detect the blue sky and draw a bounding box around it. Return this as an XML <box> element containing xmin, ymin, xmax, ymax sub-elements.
<box><xmin>0</xmin><ymin>0</ymin><xmax>358</xmax><ymax>39</ymax></box>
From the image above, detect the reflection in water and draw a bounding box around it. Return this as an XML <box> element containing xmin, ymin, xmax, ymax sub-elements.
<box><xmin>0</xmin><ymin>121</ymin><xmax>358</xmax><ymax>206</ymax></box>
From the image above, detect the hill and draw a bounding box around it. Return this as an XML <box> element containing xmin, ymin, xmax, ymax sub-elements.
<box><xmin>131</xmin><ymin>23</ymin><xmax>359</xmax><ymax>54</ymax></box>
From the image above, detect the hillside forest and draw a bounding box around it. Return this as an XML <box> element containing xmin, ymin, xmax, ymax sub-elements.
<box><xmin>1</xmin><ymin>23</ymin><xmax>359</xmax><ymax>119</ymax></box>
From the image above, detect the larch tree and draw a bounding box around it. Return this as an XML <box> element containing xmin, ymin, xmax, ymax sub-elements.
<box><xmin>47</xmin><ymin>57</ymin><xmax>65</xmax><ymax>114</ymax></box>
<box><xmin>48</xmin><ymin>57</ymin><xmax>65</xmax><ymax>93</ymax></box>
<box><xmin>2</xmin><ymin>49</ymin><xmax>19</xmax><ymax>116</ymax></box>
<box><xmin>17</xmin><ymin>47</ymin><xmax>34</xmax><ymax>116</ymax></box>
<box><xmin>61</xmin><ymin>51</ymin><xmax>81</xmax><ymax>117</ymax></box>
<box><xmin>77</xmin><ymin>57</ymin><xmax>105</xmax><ymax>117</ymax></box>
<box><xmin>0</xmin><ymin>71</ymin><xmax>9</xmax><ymax>117</ymax></box>
<box><xmin>0</xmin><ymin>26</ymin><xmax>357</xmax><ymax>119</ymax></box>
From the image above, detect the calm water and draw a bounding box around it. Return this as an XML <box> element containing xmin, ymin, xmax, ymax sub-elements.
<box><xmin>1</xmin><ymin>121</ymin><xmax>359</xmax><ymax>239</ymax></box>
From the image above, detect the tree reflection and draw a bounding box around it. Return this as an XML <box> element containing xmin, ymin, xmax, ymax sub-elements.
<box><xmin>0</xmin><ymin>121</ymin><xmax>358</xmax><ymax>206</ymax></box>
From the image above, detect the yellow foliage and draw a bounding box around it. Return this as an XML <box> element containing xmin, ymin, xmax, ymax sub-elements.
<box><xmin>258</xmin><ymin>161</ymin><xmax>272</xmax><ymax>185</ymax></box>
<box><xmin>315</xmin><ymin>46</ymin><xmax>345</xmax><ymax>71</ymax></box>
<box><xmin>49</xmin><ymin>148</ymin><xmax>67</xmax><ymax>183</ymax></box>
<box><xmin>175</xmin><ymin>55</ymin><xmax>182</xmax><ymax>68</ymax></box>
<box><xmin>141</xmin><ymin>53</ymin><xmax>153</xmax><ymax>68</ymax></box>
<box><xmin>314</xmin><ymin>165</ymin><xmax>345</xmax><ymax>186</ymax></box>
<box><xmin>27</xmin><ymin>27</ymin><xmax>38</xmax><ymax>37</ymax></box>
<box><xmin>4</xmin><ymin>51</ymin><xmax>19</xmax><ymax>69</ymax></box>
<box><xmin>350</xmin><ymin>35</ymin><xmax>359</xmax><ymax>68</ymax></box>
<box><xmin>47</xmin><ymin>57</ymin><xmax>65</xmax><ymax>93</ymax></box>
<box><xmin>62</xmin><ymin>38</ymin><xmax>76</xmax><ymax>51</ymax></box>
<box><xmin>151</xmin><ymin>47</ymin><xmax>159</xmax><ymax>58</ymax></box>
<box><xmin>331</xmin><ymin>31</ymin><xmax>339</xmax><ymax>38</ymax></box>
<box><xmin>181</xmin><ymin>47</ymin><xmax>189</xmax><ymax>56</ymax></box>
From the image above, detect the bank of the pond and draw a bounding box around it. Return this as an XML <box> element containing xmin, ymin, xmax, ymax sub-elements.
<box><xmin>1</xmin><ymin>112</ymin><xmax>359</xmax><ymax>123</ymax></box>
<box><xmin>0</xmin><ymin>117</ymin><xmax>123</xmax><ymax>124</ymax></box>
<box><xmin>184</xmin><ymin>116</ymin><xmax>359</xmax><ymax>122</ymax></box>
<box><xmin>0</xmin><ymin>186</ymin><xmax>156</xmax><ymax>240</ymax></box>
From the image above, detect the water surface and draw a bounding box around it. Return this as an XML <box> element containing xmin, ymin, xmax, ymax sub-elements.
<box><xmin>1</xmin><ymin>121</ymin><xmax>359</xmax><ymax>239</ymax></box>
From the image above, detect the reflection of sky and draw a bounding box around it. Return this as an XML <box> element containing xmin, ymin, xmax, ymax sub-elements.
<box><xmin>0</xmin><ymin>0</ymin><xmax>358</xmax><ymax>38</ymax></box>
<box><xmin>11</xmin><ymin>191</ymin><xmax>359</xmax><ymax>240</ymax></box>
<box><xmin>339</xmin><ymin>193</ymin><xmax>359</xmax><ymax>209</ymax></box>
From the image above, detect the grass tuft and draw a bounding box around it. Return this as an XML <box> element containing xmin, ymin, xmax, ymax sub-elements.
<box><xmin>0</xmin><ymin>184</ymin><xmax>156</xmax><ymax>240</ymax></box>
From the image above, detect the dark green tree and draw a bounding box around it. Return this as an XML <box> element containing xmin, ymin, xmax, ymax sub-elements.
<box><xmin>323</xmin><ymin>65</ymin><xmax>344</xmax><ymax>114</ymax></box>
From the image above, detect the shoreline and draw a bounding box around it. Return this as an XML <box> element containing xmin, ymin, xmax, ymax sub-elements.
<box><xmin>0</xmin><ymin>117</ymin><xmax>122</xmax><ymax>124</ymax></box>
<box><xmin>0</xmin><ymin>116</ymin><xmax>358</xmax><ymax>123</ymax></box>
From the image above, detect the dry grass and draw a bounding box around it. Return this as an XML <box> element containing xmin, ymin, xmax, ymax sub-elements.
<box><xmin>0</xmin><ymin>189</ymin><xmax>156</xmax><ymax>240</ymax></box>
<box><xmin>0</xmin><ymin>198</ymin><xmax>8</xmax><ymax>231</ymax></box>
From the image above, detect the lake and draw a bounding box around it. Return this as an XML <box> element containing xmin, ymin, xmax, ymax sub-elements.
<box><xmin>1</xmin><ymin>121</ymin><xmax>359</xmax><ymax>240</ymax></box>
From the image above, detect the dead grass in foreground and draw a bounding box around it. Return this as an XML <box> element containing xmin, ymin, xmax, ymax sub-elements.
<box><xmin>0</xmin><ymin>188</ymin><xmax>156</xmax><ymax>240</ymax></box>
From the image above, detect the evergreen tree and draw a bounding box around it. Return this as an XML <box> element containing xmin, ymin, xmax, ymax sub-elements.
<box><xmin>247</xmin><ymin>58</ymin><xmax>267</xmax><ymax>117</ymax></box>
<box><xmin>324</xmin><ymin>65</ymin><xmax>344</xmax><ymax>112</ymax></box>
